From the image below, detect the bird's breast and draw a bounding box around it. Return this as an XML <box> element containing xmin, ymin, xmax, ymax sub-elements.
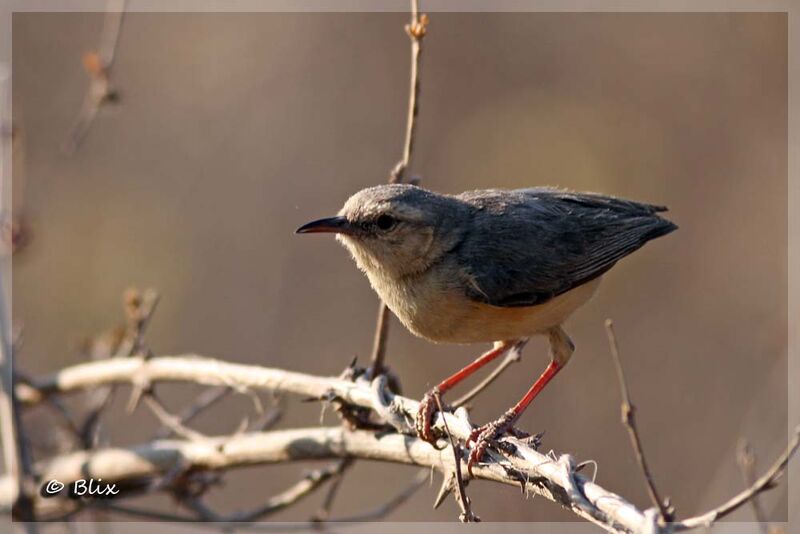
<box><xmin>366</xmin><ymin>266</ymin><xmax>601</xmax><ymax>344</ymax></box>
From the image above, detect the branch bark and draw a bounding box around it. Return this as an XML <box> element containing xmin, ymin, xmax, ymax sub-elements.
<box><xmin>0</xmin><ymin>425</ymin><xmax>637</xmax><ymax>532</ymax></box>
<box><xmin>14</xmin><ymin>353</ymin><xmax>651</xmax><ymax>532</ymax></box>
<box><xmin>11</xmin><ymin>354</ymin><xmax>799</xmax><ymax>531</ymax></box>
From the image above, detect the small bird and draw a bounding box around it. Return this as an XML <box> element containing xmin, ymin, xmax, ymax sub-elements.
<box><xmin>297</xmin><ymin>184</ymin><xmax>676</xmax><ymax>471</ymax></box>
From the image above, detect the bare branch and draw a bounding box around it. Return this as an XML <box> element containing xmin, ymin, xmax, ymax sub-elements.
<box><xmin>433</xmin><ymin>394</ymin><xmax>477</xmax><ymax>522</ymax></box>
<box><xmin>0</xmin><ymin>289</ymin><xmax>36</xmax><ymax>524</ymax></box>
<box><xmin>61</xmin><ymin>0</ymin><xmax>126</xmax><ymax>155</ymax></box>
<box><xmin>368</xmin><ymin>303</ymin><xmax>391</xmax><ymax>378</ymax></box>
<box><xmin>369</xmin><ymin>0</ymin><xmax>429</xmax><ymax>379</ymax></box>
<box><xmin>79</xmin><ymin>288</ymin><xmax>160</xmax><ymax>445</ymax></box>
<box><xmin>13</xmin><ymin>354</ymin><xmax>654</xmax><ymax>532</ymax></box>
<box><xmin>142</xmin><ymin>391</ymin><xmax>210</xmax><ymax>442</ymax></box>
<box><xmin>101</xmin><ymin>468</ymin><xmax>428</xmax><ymax>527</ymax></box>
<box><xmin>333</xmin><ymin>469</ymin><xmax>428</xmax><ymax>522</ymax></box>
<box><xmin>179</xmin><ymin>461</ymin><xmax>347</xmax><ymax>522</ymax></box>
<box><xmin>674</xmin><ymin>426</ymin><xmax>800</xmax><ymax>531</ymax></box>
<box><xmin>736</xmin><ymin>439</ymin><xmax>770</xmax><ymax>534</ymax></box>
<box><xmin>605</xmin><ymin>319</ymin><xmax>673</xmax><ymax>523</ymax></box>
<box><xmin>152</xmin><ymin>386</ymin><xmax>230</xmax><ymax>440</ymax></box>
<box><xmin>452</xmin><ymin>341</ymin><xmax>524</xmax><ymax>408</ymax></box>
<box><xmin>310</xmin><ymin>457</ymin><xmax>353</xmax><ymax>522</ymax></box>
<box><xmin>0</xmin><ymin>425</ymin><xmax>624</xmax><ymax>531</ymax></box>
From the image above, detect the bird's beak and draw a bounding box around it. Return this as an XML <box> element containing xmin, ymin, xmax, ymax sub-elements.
<box><xmin>295</xmin><ymin>216</ymin><xmax>354</xmax><ymax>235</ymax></box>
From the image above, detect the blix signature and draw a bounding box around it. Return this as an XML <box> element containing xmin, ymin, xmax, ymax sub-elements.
<box><xmin>41</xmin><ymin>478</ymin><xmax>119</xmax><ymax>499</ymax></box>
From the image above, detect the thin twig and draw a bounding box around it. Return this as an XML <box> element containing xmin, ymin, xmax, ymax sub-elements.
<box><xmin>179</xmin><ymin>461</ymin><xmax>347</xmax><ymax>522</ymax></box>
<box><xmin>368</xmin><ymin>303</ymin><xmax>391</xmax><ymax>378</ymax></box>
<box><xmin>605</xmin><ymin>319</ymin><xmax>673</xmax><ymax>523</ymax></box>
<box><xmin>736</xmin><ymin>439</ymin><xmax>770</xmax><ymax>534</ymax></box>
<box><xmin>152</xmin><ymin>385</ymin><xmax>230</xmax><ymax>440</ymax></box>
<box><xmin>0</xmin><ymin>287</ymin><xmax>36</xmax><ymax>525</ymax></box>
<box><xmin>142</xmin><ymin>391</ymin><xmax>209</xmax><ymax>442</ymax></box>
<box><xmin>62</xmin><ymin>0</ymin><xmax>126</xmax><ymax>155</ymax></box>
<box><xmin>390</xmin><ymin>0</ymin><xmax>427</xmax><ymax>184</ymax></box>
<box><xmin>433</xmin><ymin>394</ymin><xmax>478</xmax><ymax>522</ymax></box>
<box><xmin>452</xmin><ymin>342</ymin><xmax>523</xmax><ymax>408</ymax></box>
<box><xmin>310</xmin><ymin>457</ymin><xmax>354</xmax><ymax>521</ymax></box>
<box><xmin>674</xmin><ymin>426</ymin><xmax>800</xmax><ymax>530</ymax></box>
<box><xmin>101</xmin><ymin>469</ymin><xmax>429</xmax><ymax>527</ymax></box>
<box><xmin>334</xmin><ymin>469</ymin><xmax>428</xmax><ymax>522</ymax></box>
<box><xmin>368</xmin><ymin>0</ymin><xmax>429</xmax><ymax>379</ymax></box>
<box><xmin>80</xmin><ymin>289</ymin><xmax>160</xmax><ymax>445</ymax></box>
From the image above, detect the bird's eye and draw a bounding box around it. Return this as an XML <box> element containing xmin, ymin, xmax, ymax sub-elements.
<box><xmin>376</xmin><ymin>214</ymin><xmax>396</xmax><ymax>231</ymax></box>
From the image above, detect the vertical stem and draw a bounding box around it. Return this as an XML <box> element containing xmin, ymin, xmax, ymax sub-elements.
<box><xmin>369</xmin><ymin>0</ymin><xmax>427</xmax><ymax>378</ymax></box>
<box><xmin>0</xmin><ymin>64</ymin><xmax>36</xmax><ymax>526</ymax></box>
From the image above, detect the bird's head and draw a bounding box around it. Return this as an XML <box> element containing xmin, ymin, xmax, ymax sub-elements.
<box><xmin>296</xmin><ymin>184</ymin><xmax>467</xmax><ymax>278</ymax></box>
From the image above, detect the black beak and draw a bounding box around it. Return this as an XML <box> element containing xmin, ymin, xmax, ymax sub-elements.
<box><xmin>295</xmin><ymin>216</ymin><xmax>354</xmax><ymax>235</ymax></box>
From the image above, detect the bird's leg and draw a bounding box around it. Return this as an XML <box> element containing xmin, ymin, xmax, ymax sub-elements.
<box><xmin>415</xmin><ymin>340</ymin><xmax>520</xmax><ymax>445</ymax></box>
<box><xmin>466</xmin><ymin>326</ymin><xmax>574</xmax><ymax>475</ymax></box>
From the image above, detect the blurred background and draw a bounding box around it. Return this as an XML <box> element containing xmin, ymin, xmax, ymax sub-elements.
<box><xmin>10</xmin><ymin>11</ymin><xmax>788</xmax><ymax>523</ymax></box>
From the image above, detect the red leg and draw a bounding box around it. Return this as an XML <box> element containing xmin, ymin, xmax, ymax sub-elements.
<box><xmin>415</xmin><ymin>341</ymin><xmax>517</xmax><ymax>444</ymax></box>
<box><xmin>466</xmin><ymin>361</ymin><xmax>562</xmax><ymax>474</ymax></box>
<box><xmin>466</xmin><ymin>327</ymin><xmax>573</xmax><ymax>474</ymax></box>
<box><xmin>506</xmin><ymin>359</ymin><xmax>562</xmax><ymax>419</ymax></box>
<box><xmin>437</xmin><ymin>342</ymin><xmax>514</xmax><ymax>394</ymax></box>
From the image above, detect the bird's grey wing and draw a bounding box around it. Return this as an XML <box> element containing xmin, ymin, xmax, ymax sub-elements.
<box><xmin>455</xmin><ymin>188</ymin><xmax>677</xmax><ymax>307</ymax></box>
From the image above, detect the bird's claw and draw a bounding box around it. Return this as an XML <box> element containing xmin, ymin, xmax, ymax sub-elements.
<box><xmin>466</xmin><ymin>410</ymin><xmax>518</xmax><ymax>475</ymax></box>
<box><xmin>415</xmin><ymin>388</ymin><xmax>445</xmax><ymax>447</ymax></box>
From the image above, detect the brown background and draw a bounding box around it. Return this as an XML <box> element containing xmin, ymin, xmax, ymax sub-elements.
<box><xmin>11</xmin><ymin>12</ymin><xmax>788</xmax><ymax>523</ymax></box>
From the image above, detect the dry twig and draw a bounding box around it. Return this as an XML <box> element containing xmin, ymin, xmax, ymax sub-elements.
<box><xmin>605</xmin><ymin>319</ymin><xmax>673</xmax><ymax>523</ymax></box>
<box><xmin>452</xmin><ymin>340</ymin><xmax>525</xmax><ymax>408</ymax></box>
<box><xmin>736</xmin><ymin>439</ymin><xmax>772</xmax><ymax>534</ymax></box>
<box><xmin>673</xmin><ymin>427</ymin><xmax>800</xmax><ymax>530</ymax></box>
<box><xmin>62</xmin><ymin>0</ymin><xmax>126</xmax><ymax>155</ymax></box>
<box><xmin>11</xmin><ymin>353</ymin><xmax>660</xmax><ymax>532</ymax></box>
<box><xmin>369</xmin><ymin>0</ymin><xmax>429</xmax><ymax>379</ymax></box>
<box><xmin>152</xmin><ymin>386</ymin><xmax>230</xmax><ymax>440</ymax></box>
<box><xmin>433</xmin><ymin>394</ymin><xmax>477</xmax><ymax>522</ymax></box>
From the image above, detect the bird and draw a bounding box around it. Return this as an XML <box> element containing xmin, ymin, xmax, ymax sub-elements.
<box><xmin>296</xmin><ymin>183</ymin><xmax>677</xmax><ymax>472</ymax></box>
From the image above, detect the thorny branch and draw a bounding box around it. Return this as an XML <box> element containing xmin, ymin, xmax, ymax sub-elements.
<box><xmin>8</xmin><ymin>350</ymin><xmax>798</xmax><ymax>531</ymax></box>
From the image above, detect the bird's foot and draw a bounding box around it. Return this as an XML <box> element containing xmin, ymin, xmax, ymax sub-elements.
<box><xmin>466</xmin><ymin>409</ymin><xmax>520</xmax><ymax>475</ymax></box>
<box><xmin>415</xmin><ymin>388</ymin><xmax>447</xmax><ymax>447</ymax></box>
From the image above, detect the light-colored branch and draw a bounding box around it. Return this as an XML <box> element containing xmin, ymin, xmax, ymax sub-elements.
<box><xmin>13</xmin><ymin>354</ymin><xmax>798</xmax><ymax>532</ymax></box>
<box><xmin>736</xmin><ymin>439</ymin><xmax>770</xmax><ymax>533</ymax></box>
<box><xmin>152</xmin><ymin>385</ymin><xmax>230</xmax><ymax>440</ymax></box>
<box><xmin>0</xmin><ymin>425</ymin><xmax>632</xmax><ymax>532</ymax></box>
<box><xmin>14</xmin><ymin>353</ymin><xmax>652</xmax><ymax>532</ymax></box>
